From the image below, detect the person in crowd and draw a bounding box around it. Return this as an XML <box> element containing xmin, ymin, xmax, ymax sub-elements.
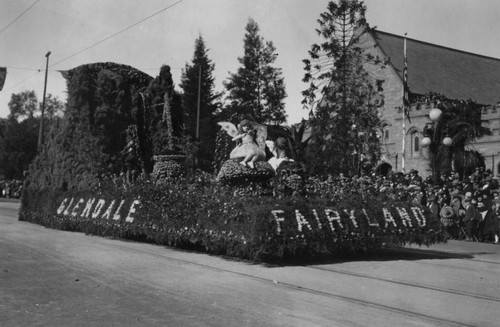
<box><xmin>463</xmin><ymin>198</ymin><xmax>478</xmax><ymax>241</ymax></box>
<box><xmin>481</xmin><ymin>198</ymin><xmax>500</xmax><ymax>243</ymax></box>
<box><xmin>476</xmin><ymin>196</ymin><xmax>489</xmax><ymax>241</ymax></box>
<box><xmin>450</xmin><ymin>195</ymin><xmax>464</xmax><ymax>239</ymax></box>
<box><xmin>440</xmin><ymin>199</ymin><xmax>455</xmax><ymax>237</ymax></box>
<box><xmin>462</xmin><ymin>191</ymin><xmax>473</xmax><ymax>209</ymax></box>
<box><xmin>428</xmin><ymin>195</ymin><xmax>440</xmax><ymax>220</ymax></box>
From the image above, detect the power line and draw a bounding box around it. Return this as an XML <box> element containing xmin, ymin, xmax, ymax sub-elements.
<box><xmin>50</xmin><ymin>0</ymin><xmax>185</xmax><ymax>68</ymax></box>
<box><xmin>1</xmin><ymin>0</ymin><xmax>185</xmax><ymax>93</ymax></box>
<box><xmin>4</xmin><ymin>66</ymin><xmax>42</xmax><ymax>72</ymax></box>
<box><xmin>2</xmin><ymin>71</ymin><xmax>41</xmax><ymax>93</ymax></box>
<box><xmin>0</xmin><ymin>0</ymin><xmax>41</xmax><ymax>36</ymax></box>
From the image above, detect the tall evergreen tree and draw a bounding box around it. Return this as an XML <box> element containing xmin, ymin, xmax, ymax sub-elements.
<box><xmin>223</xmin><ymin>18</ymin><xmax>287</xmax><ymax>124</ymax></box>
<box><xmin>179</xmin><ymin>35</ymin><xmax>221</xmax><ymax>171</ymax></box>
<box><xmin>302</xmin><ymin>0</ymin><xmax>384</xmax><ymax>176</ymax></box>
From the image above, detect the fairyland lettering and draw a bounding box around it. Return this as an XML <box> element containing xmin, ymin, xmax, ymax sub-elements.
<box><xmin>271</xmin><ymin>206</ymin><xmax>427</xmax><ymax>234</ymax></box>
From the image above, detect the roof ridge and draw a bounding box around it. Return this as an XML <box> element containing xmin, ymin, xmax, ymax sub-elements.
<box><xmin>374</xmin><ymin>30</ymin><xmax>500</xmax><ymax>62</ymax></box>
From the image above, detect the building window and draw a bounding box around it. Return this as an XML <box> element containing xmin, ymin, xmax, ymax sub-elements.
<box><xmin>411</xmin><ymin>132</ymin><xmax>420</xmax><ymax>157</ymax></box>
<box><xmin>384</xmin><ymin>128</ymin><xmax>389</xmax><ymax>141</ymax></box>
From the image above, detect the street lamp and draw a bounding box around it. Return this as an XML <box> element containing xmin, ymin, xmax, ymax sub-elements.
<box><xmin>421</xmin><ymin>108</ymin><xmax>453</xmax><ymax>147</ymax></box>
<box><xmin>428</xmin><ymin>108</ymin><xmax>442</xmax><ymax>121</ymax></box>
<box><xmin>420</xmin><ymin>107</ymin><xmax>453</xmax><ymax>182</ymax></box>
<box><xmin>442</xmin><ymin>136</ymin><xmax>453</xmax><ymax>146</ymax></box>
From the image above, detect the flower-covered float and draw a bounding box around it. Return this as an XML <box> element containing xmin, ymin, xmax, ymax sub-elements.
<box><xmin>18</xmin><ymin>63</ymin><xmax>447</xmax><ymax>263</ymax></box>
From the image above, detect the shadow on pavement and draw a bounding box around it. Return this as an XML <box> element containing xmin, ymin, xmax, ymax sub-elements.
<box><xmin>255</xmin><ymin>246</ymin><xmax>480</xmax><ymax>267</ymax></box>
<box><xmin>0</xmin><ymin>198</ymin><xmax>20</xmax><ymax>203</ymax></box>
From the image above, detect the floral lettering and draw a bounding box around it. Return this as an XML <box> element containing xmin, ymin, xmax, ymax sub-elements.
<box><xmin>71</xmin><ymin>198</ymin><xmax>85</xmax><ymax>217</ymax></box>
<box><xmin>362</xmin><ymin>209</ymin><xmax>379</xmax><ymax>227</ymax></box>
<box><xmin>101</xmin><ymin>200</ymin><xmax>116</xmax><ymax>220</ymax></box>
<box><xmin>271</xmin><ymin>210</ymin><xmax>285</xmax><ymax>234</ymax></box>
<box><xmin>396</xmin><ymin>207</ymin><xmax>412</xmax><ymax>227</ymax></box>
<box><xmin>113</xmin><ymin>200</ymin><xmax>125</xmax><ymax>220</ymax></box>
<box><xmin>125</xmin><ymin>200</ymin><xmax>140</xmax><ymax>223</ymax></box>
<box><xmin>57</xmin><ymin>198</ymin><xmax>69</xmax><ymax>215</ymax></box>
<box><xmin>411</xmin><ymin>207</ymin><xmax>426</xmax><ymax>227</ymax></box>
<box><xmin>295</xmin><ymin>210</ymin><xmax>311</xmax><ymax>232</ymax></box>
<box><xmin>324</xmin><ymin>209</ymin><xmax>343</xmax><ymax>232</ymax></box>
<box><xmin>80</xmin><ymin>198</ymin><xmax>96</xmax><ymax>218</ymax></box>
<box><xmin>343</xmin><ymin>209</ymin><xmax>358</xmax><ymax>229</ymax></box>
<box><xmin>62</xmin><ymin>198</ymin><xmax>74</xmax><ymax>216</ymax></box>
<box><xmin>382</xmin><ymin>208</ymin><xmax>398</xmax><ymax>228</ymax></box>
<box><xmin>312</xmin><ymin>209</ymin><xmax>322</xmax><ymax>230</ymax></box>
<box><xmin>92</xmin><ymin>199</ymin><xmax>106</xmax><ymax>219</ymax></box>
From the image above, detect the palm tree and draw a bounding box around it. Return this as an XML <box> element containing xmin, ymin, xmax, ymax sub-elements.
<box><xmin>423</xmin><ymin>98</ymin><xmax>491</xmax><ymax>181</ymax></box>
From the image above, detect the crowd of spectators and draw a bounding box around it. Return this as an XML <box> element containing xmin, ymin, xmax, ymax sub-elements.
<box><xmin>342</xmin><ymin>167</ymin><xmax>500</xmax><ymax>244</ymax></box>
<box><xmin>0</xmin><ymin>180</ymin><xmax>23</xmax><ymax>199</ymax></box>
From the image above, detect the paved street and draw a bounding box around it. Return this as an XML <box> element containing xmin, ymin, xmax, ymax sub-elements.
<box><xmin>1</xmin><ymin>200</ymin><xmax>499</xmax><ymax>326</ymax></box>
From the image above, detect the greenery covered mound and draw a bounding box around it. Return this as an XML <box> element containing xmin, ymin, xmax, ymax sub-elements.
<box><xmin>19</xmin><ymin>175</ymin><xmax>447</xmax><ymax>263</ymax></box>
<box><xmin>217</xmin><ymin>158</ymin><xmax>275</xmax><ymax>184</ymax></box>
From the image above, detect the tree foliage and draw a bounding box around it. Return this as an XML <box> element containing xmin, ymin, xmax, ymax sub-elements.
<box><xmin>0</xmin><ymin>91</ymin><xmax>65</xmax><ymax>179</ymax></box>
<box><xmin>0</xmin><ymin>117</ymin><xmax>39</xmax><ymax>179</ymax></box>
<box><xmin>7</xmin><ymin>90</ymin><xmax>38</xmax><ymax>121</ymax></box>
<box><xmin>223</xmin><ymin>18</ymin><xmax>287</xmax><ymax>124</ymax></box>
<box><xmin>302</xmin><ymin>0</ymin><xmax>383</xmax><ymax>176</ymax></box>
<box><xmin>180</xmin><ymin>35</ymin><xmax>222</xmax><ymax>171</ymax></box>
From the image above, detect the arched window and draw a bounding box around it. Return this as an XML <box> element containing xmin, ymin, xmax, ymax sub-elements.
<box><xmin>411</xmin><ymin>131</ymin><xmax>420</xmax><ymax>157</ymax></box>
<box><xmin>380</xmin><ymin>122</ymin><xmax>391</xmax><ymax>144</ymax></box>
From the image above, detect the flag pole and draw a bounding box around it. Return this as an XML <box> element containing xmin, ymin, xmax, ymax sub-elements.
<box><xmin>401</xmin><ymin>33</ymin><xmax>407</xmax><ymax>174</ymax></box>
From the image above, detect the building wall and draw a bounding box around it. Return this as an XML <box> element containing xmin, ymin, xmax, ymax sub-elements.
<box><xmin>474</xmin><ymin>105</ymin><xmax>500</xmax><ymax>174</ymax></box>
<box><xmin>359</xmin><ymin>31</ymin><xmax>500</xmax><ymax>178</ymax></box>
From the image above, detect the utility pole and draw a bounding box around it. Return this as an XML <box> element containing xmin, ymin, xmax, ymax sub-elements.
<box><xmin>37</xmin><ymin>51</ymin><xmax>51</xmax><ymax>152</ymax></box>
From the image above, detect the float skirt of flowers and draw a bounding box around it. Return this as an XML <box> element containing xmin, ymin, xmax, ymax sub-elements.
<box><xmin>19</xmin><ymin>179</ymin><xmax>447</xmax><ymax>263</ymax></box>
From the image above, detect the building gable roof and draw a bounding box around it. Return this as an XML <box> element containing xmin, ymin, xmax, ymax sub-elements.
<box><xmin>371</xmin><ymin>30</ymin><xmax>500</xmax><ymax>106</ymax></box>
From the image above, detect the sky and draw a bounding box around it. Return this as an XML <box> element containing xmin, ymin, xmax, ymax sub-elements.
<box><xmin>1</xmin><ymin>0</ymin><xmax>499</xmax><ymax>124</ymax></box>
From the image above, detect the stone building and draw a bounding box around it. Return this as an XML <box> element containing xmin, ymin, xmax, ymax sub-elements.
<box><xmin>358</xmin><ymin>28</ymin><xmax>500</xmax><ymax>178</ymax></box>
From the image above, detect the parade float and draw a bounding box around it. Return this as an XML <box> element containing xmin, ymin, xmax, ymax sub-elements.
<box><xmin>19</xmin><ymin>63</ymin><xmax>446</xmax><ymax>263</ymax></box>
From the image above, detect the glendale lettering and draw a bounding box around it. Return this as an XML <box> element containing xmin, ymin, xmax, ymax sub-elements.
<box><xmin>56</xmin><ymin>197</ymin><xmax>139</xmax><ymax>223</ymax></box>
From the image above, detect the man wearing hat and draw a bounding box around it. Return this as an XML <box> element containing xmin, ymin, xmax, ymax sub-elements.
<box><xmin>462</xmin><ymin>192</ymin><xmax>473</xmax><ymax>209</ymax></box>
<box><xmin>463</xmin><ymin>197</ymin><xmax>480</xmax><ymax>241</ymax></box>
<box><xmin>482</xmin><ymin>198</ymin><xmax>500</xmax><ymax>243</ymax></box>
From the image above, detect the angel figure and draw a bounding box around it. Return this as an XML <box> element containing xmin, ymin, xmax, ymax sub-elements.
<box><xmin>218</xmin><ymin>119</ymin><xmax>266</xmax><ymax>169</ymax></box>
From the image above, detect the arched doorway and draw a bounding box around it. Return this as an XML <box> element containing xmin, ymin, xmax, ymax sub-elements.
<box><xmin>376</xmin><ymin>162</ymin><xmax>392</xmax><ymax>176</ymax></box>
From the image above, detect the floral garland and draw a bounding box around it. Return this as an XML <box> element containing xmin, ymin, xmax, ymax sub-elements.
<box><xmin>162</xmin><ymin>92</ymin><xmax>174</xmax><ymax>151</ymax></box>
